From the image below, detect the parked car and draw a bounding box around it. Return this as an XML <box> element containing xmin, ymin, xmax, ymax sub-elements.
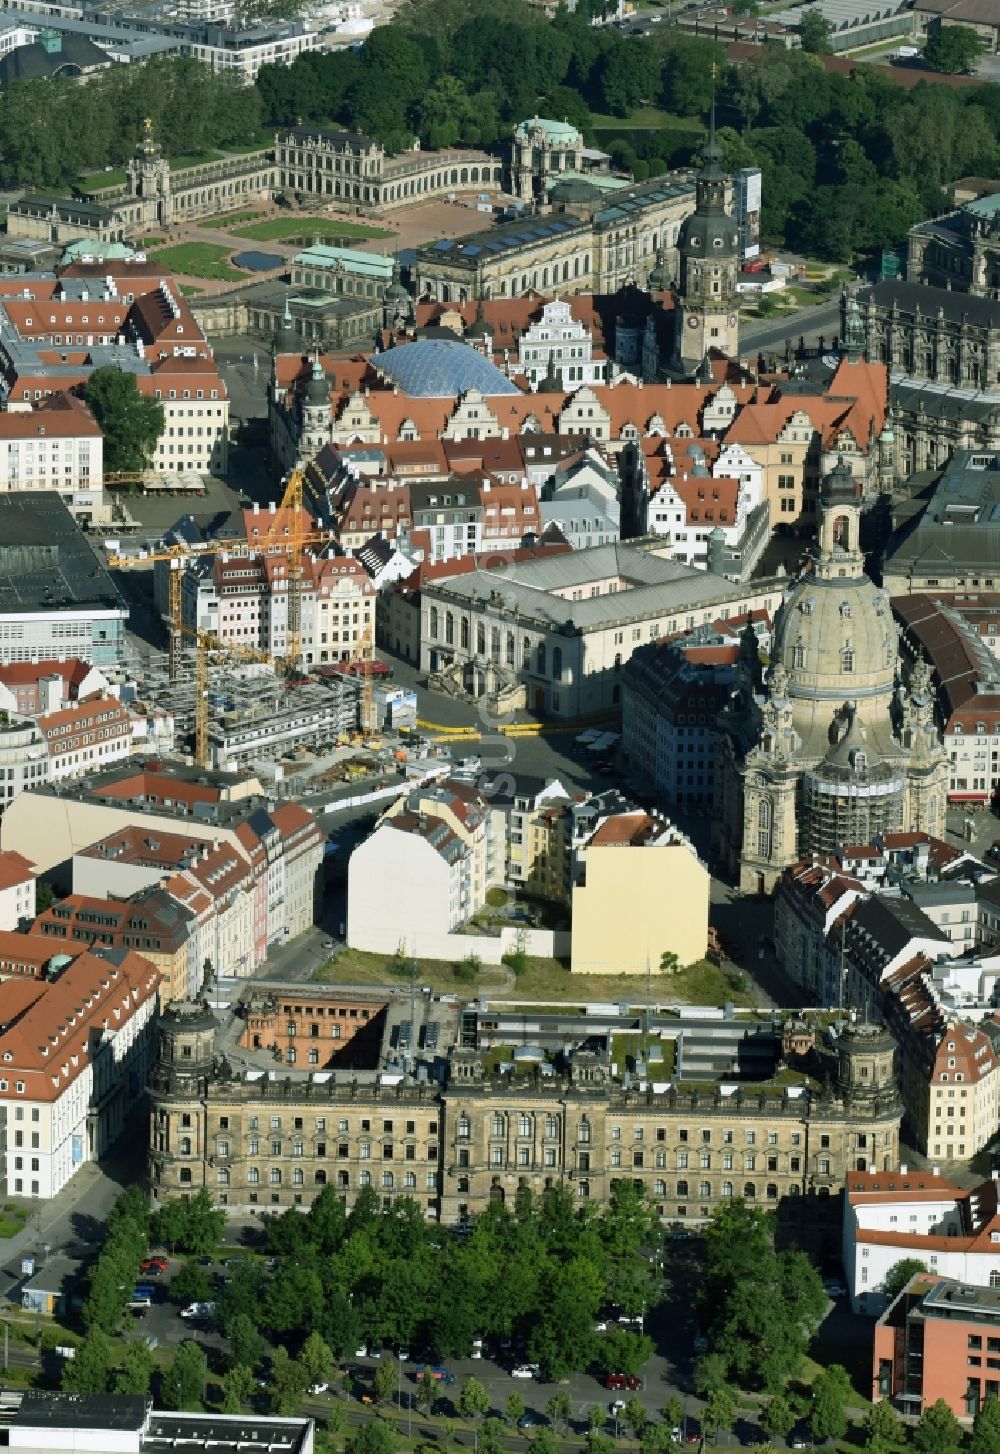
<box><xmin>606</xmin><ymin>1373</ymin><xmax>640</xmax><ymax>1391</ymax></box>
<box><xmin>397</xmin><ymin>1348</ymin><xmax>410</xmax><ymax>1362</ymax></box>
<box><xmin>416</xmin><ymin>1366</ymin><xmax>455</xmax><ymax>1385</ymax></box>
<box><xmin>512</xmin><ymin>1364</ymin><xmax>539</xmax><ymax>1379</ymax></box>
<box><xmin>594</xmin><ymin>1320</ymin><xmax>608</xmax><ymax>1333</ymax></box>
<box><xmin>179</xmin><ymin>1301</ymin><xmax>216</xmax><ymax>1320</ymax></box>
<box><xmin>354</xmin><ymin>1345</ymin><xmax>370</xmax><ymax>1358</ymax></box>
<box><xmin>823</xmin><ymin>1280</ymin><xmax>847</xmax><ymax>1299</ymax></box>
<box><xmin>988</xmin><ymin>840</ymin><xmax>1000</xmax><ymax>863</ymax></box>
<box><xmin>309</xmin><ymin>1383</ymin><xmax>329</xmax><ymax>1396</ymax></box>
<box><xmin>789</xmin><ymin>1431</ymin><xmax>810</xmax><ymax>1449</ymax></box>
<box><xmin>518</xmin><ymin>1414</ymin><xmax>545</xmax><ymax>1430</ymax></box>
<box><xmin>471</xmin><ymin>1338</ymin><xmax>483</xmax><ymax>1360</ymax></box>
<box><xmin>609</xmin><ymin>1401</ymin><xmax>627</xmax><ymax>1418</ymax></box>
<box><xmin>139</xmin><ymin>1257</ymin><xmax>168</xmax><ymax>1275</ymax></box>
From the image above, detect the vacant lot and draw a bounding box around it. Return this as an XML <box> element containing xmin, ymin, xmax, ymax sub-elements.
<box><xmin>317</xmin><ymin>946</ymin><xmax>750</xmax><ymax>1006</ymax></box>
<box><xmin>230</xmin><ymin>216</ymin><xmax>393</xmax><ymax>243</ymax></box>
<box><xmin>150</xmin><ymin>242</ymin><xmax>244</xmax><ymax>282</ymax></box>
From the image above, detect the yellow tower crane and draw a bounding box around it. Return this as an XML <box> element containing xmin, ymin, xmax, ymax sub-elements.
<box><xmin>258</xmin><ymin>465</ymin><xmax>314</xmax><ymax>674</ymax></box>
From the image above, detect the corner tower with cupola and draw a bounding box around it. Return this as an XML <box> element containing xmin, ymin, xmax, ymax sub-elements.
<box><xmin>671</xmin><ymin>87</ymin><xmax>740</xmax><ymax>376</ymax></box>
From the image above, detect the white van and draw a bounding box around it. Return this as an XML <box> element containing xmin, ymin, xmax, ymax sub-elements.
<box><xmin>126</xmin><ymin>1295</ymin><xmax>151</xmax><ymax>1311</ymax></box>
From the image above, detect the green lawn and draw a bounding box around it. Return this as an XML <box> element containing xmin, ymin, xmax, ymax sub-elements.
<box><xmin>229</xmin><ymin>216</ymin><xmax>393</xmax><ymax>243</ymax></box>
<box><xmin>78</xmin><ymin>169</ymin><xmax>126</xmax><ymax>192</ymax></box>
<box><xmin>150</xmin><ymin>242</ymin><xmax>244</xmax><ymax>281</ymax></box>
<box><xmin>167</xmin><ymin>150</ymin><xmax>225</xmax><ymax>171</ymax></box>
<box><xmin>222</xmin><ymin>135</ymin><xmax>275</xmax><ymax>154</ymax></box>
<box><xmin>201</xmin><ymin>209</ymin><xmax>261</xmax><ymax>228</ymax></box>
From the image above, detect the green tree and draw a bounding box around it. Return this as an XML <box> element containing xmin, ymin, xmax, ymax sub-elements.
<box><xmin>170</xmin><ymin>1259</ymin><xmax>213</xmax><ymax>1306</ymax></box>
<box><xmin>506</xmin><ymin>1391</ymin><xmax>526</xmax><ymax>1425</ymax></box>
<box><xmin>546</xmin><ymin>1393</ymin><xmax>572</xmax><ymax>1436</ymax></box>
<box><xmin>416</xmin><ymin>1371</ymin><xmax>437</xmax><ymax>1416</ymax></box>
<box><xmin>161</xmin><ymin>1340</ymin><xmax>207</xmax><ymax>1411</ymax></box>
<box><xmin>913</xmin><ymin>1399</ymin><xmax>962</xmax><ymax>1454</ymax></box>
<box><xmin>34</xmin><ymin>881</ymin><xmax>55</xmax><ymax>912</ymax></box>
<box><xmin>810</xmin><ymin>1365</ymin><xmax>852</xmax><ymax>1444</ymax></box>
<box><xmin>114</xmin><ymin>1340</ymin><xmax>153</xmax><ymax>1397</ymax></box>
<box><xmin>762</xmin><ymin>1396</ymin><xmax>795</xmax><ymax>1445</ymax></box>
<box><xmin>589</xmin><ymin>1405</ymin><xmax>607</xmax><ymax>1434</ymax></box>
<box><xmin>864</xmin><ymin>1400</ymin><xmax>902</xmax><ymax>1454</ymax></box>
<box><xmin>924</xmin><ymin>23</ymin><xmax>984</xmax><ymax>72</ymax></box>
<box><xmin>529</xmin><ymin>1431</ymin><xmax>559</xmax><ymax>1454</ymax></box>
<box><xmin>300</xmin><ymin>1331</ymin><xmax>334</xmax><ymax>1390</ymax></box>
<box><xmin>799</xmin><ymin>10</ymin><xmax>833</xmax><ymax>52</ymax></box>
<box><xmin>703</xmin><ymin>1387</ymin><xmax>736</xmax><ymax>1444</ymax></box>
<box><xmin>881</xmin><ymin>1258</ymin><xmax>928</xmax><ymax>1303</ymax></box>
<box><xmin>459</xmin><ymin>1377</ymin><xmax>491</xmax><ymax>1420</ymax></box>
<box><xmin>373</xmin><ymin>1360</ymin><xmax>398</xmax><ymax>1405</ymax></box>
<box><xmin>222</xmin><ymin>1364</ymin><xmax>255</xmax><ymax>1414</ymax></box>
<box><xmin>229</xmin><ymin>1312</ymin><xmax>265</xmax><ymax>1370</ymax></box>
<box><xmin>62</xmin><ymin>1330</ymin><xmax>112</xmax><ymax>1393</ymax></box>
<box><xmin>270</xmin><ymin>1344</ymin><xmax>308</xmax><ymax>1415</ymax></box>
<box><xmin>83</xmin><ymin>366</ymin><xmax>165</xmax><ymax>474</ymax></box>
<box><xmin>347</xmin><ymin>1425</ymin><xmax>396</xmax><ymax>1454</ymax></box>
<box><xmin>972</xmin><ymin>1396</ymin><xmax>1000</xmax><ymax>1454</ymax></box>
<box><xmin>624</xmin><ymin>1397</ymin><xmax>649</xmax><ymax>1438</ymax></box>
<box><xmin>587</xmin><ymin>1436</ymin><xmax>616</xmax><ymax>1454</ymax></box>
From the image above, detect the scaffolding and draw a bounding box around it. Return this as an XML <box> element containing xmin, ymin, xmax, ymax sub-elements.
<box><xmin>130</xmin><ymin>645</ymin><xmax>361</xmax><ymax>770</ymax></box>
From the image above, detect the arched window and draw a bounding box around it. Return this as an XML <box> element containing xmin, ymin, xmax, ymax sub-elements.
<box><xmin>461</xmin><ymin>617</ymin><xmax>470</xmax><ymax>650</ymax></box>
<box><xmin>537</xmin><ymin>643</ymin><xmax>546</xmax><ymax>675</ymax></box>
<box><xmin>677</xmin><ymin>1180</ymin><xmax>689</xmax><ymax>1197</ymax></box>
<box><xmin>842</xmin><ymin>646</ymin><xmax>855</xmax><ymax>673</ymax></box>
<box><xmin>767</xmin><ymin>1183</ymin><xmax>778</xmax><ymax>1200</ymax></box>
<box><xmin>553</xmin><ymin>647</ymin><xmax>563</xmax><ymax>680</ymax></box>
<box><xmin>477</xmin><ymin>622</ymin><xmax>486</xmax><ymax>655</ymax></box>
<box><xmin>722</xmin><ymin>1181</ymin><xmax>733</xmax><ymax>1198</ymax></box>
<box><xmin>744</xmin><ymin>1182</ymin><xmax>756</xmax><ymax>1199</ymax></box>
<box><xmin>698</xmin><ymin>1181</ymin><xmax>711</xmax><ymax>1198</ymax></box>
<box><xmin>491</xmin><ymin>626</ymin><xmax>501</xmax><ymax>661</ymax></box>
<box><xmin>506</xmin><ymin>631</ymin><xmax>515</xmax><ymax>666</ymax></box>
<box><xmin>445</xmin><ymin>611</ymin><xmax>454</xmax><ymax>645</ymax></box>
<box><xmin>793</xmin><ymin>641</ymin><xmax>805</xmax><ymax>668</ymax></box>
<box><xmin>758</xmin><ymin>800</ymin><xmax>771</xmax><ymax>830</ymax></box>
<box><xmin>429</xmin><ymin>606</ymin><xmax>439</xmax><ymax>639</ymax></box>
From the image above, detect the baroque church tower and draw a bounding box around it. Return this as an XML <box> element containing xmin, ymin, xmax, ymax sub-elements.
<box><xmin>671</xmin><ymin>89</ymin><xmax>740</xmax><ymax>375</ymax></box>
<box><xmin>713</xmin><ymin>460</ymin><xmax>949</xmax><ymax>894</ymax></box>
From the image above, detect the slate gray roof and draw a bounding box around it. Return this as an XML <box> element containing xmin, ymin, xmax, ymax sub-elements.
<box><xmin>866</xmin><ymin>279</ymin><xmax>1000</xmax><ymax>330</ymax></box>
<box><xmin>423</xmin><ymin>541</ymin><xmax>771</xmax><ymax>631</ymax></box>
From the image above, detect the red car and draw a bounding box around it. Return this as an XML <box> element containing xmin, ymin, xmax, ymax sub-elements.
<box><xmin>606</xmin><ymin>1373</ymin><xmax>640</xmax><ymax>1391</ymax></box>
<box><xmin>140</xmin><ymin>1256</ymin><xmax>168</xmax><ymax>1274</ymax></box>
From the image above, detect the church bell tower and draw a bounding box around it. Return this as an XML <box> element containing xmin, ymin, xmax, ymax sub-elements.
<box><xmin>671</xmin><ymin>86</ymin><xmax>740</xmax><ymax>376</ymax></box>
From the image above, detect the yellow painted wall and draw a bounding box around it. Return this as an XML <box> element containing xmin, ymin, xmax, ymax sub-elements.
<box><xmin>570</xmin><ymin>841</ymin><xmax>709</xmax><ymax>975</ymax></box>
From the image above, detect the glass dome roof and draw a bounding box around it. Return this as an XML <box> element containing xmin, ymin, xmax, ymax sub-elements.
<box><xmin>373</xmin><ymin>340</ymin><xmax>520</xmax><ymax>398</ymax></box>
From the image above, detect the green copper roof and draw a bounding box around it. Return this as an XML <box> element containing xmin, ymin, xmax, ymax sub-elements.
<box><xmin>965</xmin><ymin>193</ymin><xmax>1000</xmax><ymax>218</ymax></box>
<box><xmin>515</xmin><ymin>116</ymin><xmax>581</xmax><ymax>144</ymax></box>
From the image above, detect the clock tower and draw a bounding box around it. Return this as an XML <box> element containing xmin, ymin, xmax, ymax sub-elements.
<box><xmin>671</xmin><ymin>94</ymin><xmax>740</xmax><ymax>376</ymax></box>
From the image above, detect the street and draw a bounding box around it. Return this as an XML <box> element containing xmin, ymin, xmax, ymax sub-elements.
<box><xmin>740</xmin><ymin>297</ymin><xmax>844</xmax><ymax>359</ymax></box>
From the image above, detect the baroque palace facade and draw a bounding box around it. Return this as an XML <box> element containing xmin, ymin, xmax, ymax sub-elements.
<box><xmin>149</xmin><ymin>999</ymin><xmax>901</xmax><ymax>1224</ymax></box>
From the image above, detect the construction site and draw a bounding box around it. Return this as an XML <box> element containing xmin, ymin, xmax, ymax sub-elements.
<box><xmin>104</xmin><ymin>465</ymin><xmax>420</xmax><ymax>776</ymax></box>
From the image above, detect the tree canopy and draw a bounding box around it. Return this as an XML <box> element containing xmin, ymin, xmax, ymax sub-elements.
<box><xmin>83</xmin><ymin>367</ymin><xmax>165</xmax><ymax>475</ymax></box>
<box><xmin>212</xmin><ymin>1183</ymin><xmax>663</xmax><ymax>1381</ymax></box>
<box><xmin>923</xmin><ymin>23</ymin><xmax>985</xmax><ymax>74</ymax></box>
<box><xmin>699</xmin><ymin>1201</ymin><xmax>826</xmax><ymax>1392</ymax></box>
